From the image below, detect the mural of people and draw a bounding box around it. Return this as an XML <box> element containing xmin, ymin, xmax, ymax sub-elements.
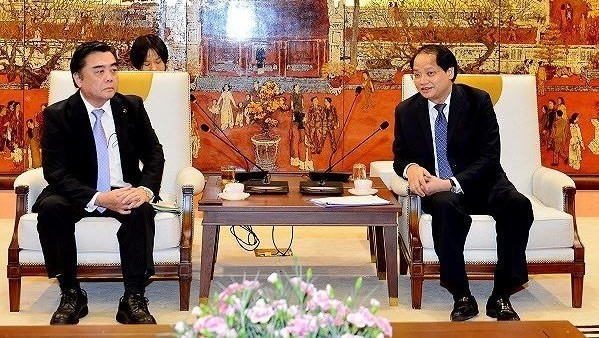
<box><xmin>218</xmin><ymin>83</ymin><xmax>236</xmax><ymax>130</ymax></box>
<box><xmin>361</xmin><ymin>71</ymin><xmax>375</xmax><ymax>112</ymax></box>
<box><xmin>588</xmin><ymin>103</ymin><xmax>599</xmax><ymax>155</ymax></box>
<box><xmin>322</xmin><ymin>97</ymin><xmax>339</xmax><ymax>153</ymax></box>
<box><xmin>24</xmin><ymin>119</ymin><xmax>42</xmax><ymax>169</ymax></box>
<box><xmin>568</xmin><ymin>112</ymin><xmax>584</xmax><ymax>170</ymax></box>
<box><xmin>306</xmin><ymin>96</ymin><xmax>323</xmax><ymax>154</ymax></box>
<box><xmin>289</xmin><ymin>84</ymin><xmax>306</xmax><ymax>168</ymax></box>
<box><xmin>557</xmin><ymin>96</ymin><xmax>567</xmax><ymax>120</ymax></box>
<box><xmin>551</xmin><ymin>110</ymin><xmax>567</xmax><ymax>166</ymax></box>
<box><xmin>0</xmin><ymin>105</ymin><xmax>7</xmax><ymax>152</ymax></box>
<box><xmin>209</xmin><ymin>99</ymin><xmax>220</xmax><ymax>122</ymax></box>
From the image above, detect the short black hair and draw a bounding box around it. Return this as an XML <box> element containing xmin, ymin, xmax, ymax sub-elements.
<box><xmin>129</xmin><ymin>34</ymin><xmax>168</xmax><ymax>70</ymax></box>
<box><xmin>69</xmin><ymin>41</ymin><xmax>116</xmax><ymax>86</ymax></box>
<box><xmin>409</xmin><ymin>44</ymin><xmax>459</xmax><ymax>81</ymax></box>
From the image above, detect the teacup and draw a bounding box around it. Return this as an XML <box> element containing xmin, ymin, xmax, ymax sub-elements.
<box><xmin>354</xmin><ymin>179</ymin><xmax>373</xmax><ymax>191</ymax></box>
<box><xmin>223</xmin><ymin>182</ymin><xmax>245</xmax><ymax>195</ymax></box>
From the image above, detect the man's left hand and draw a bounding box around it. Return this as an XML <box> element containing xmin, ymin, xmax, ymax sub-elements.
<box><xmin>423</xmin><ymin>177</ymin><xmax>452</xmax><ymax>195</ymax></box>
<box><xmin>116</xmin><ymin>187</ymin><xmax>151</xmax><ymax>210</ymax></box>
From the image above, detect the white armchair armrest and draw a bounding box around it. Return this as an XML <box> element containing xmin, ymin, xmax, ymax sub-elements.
<box><xmin>13</xmin><ymin>168</ymin><xmax>47</xmax><ymax>213</ymax></box>
<box><xmin>391</xmin><ymin>174</ymin><xmax>410</xmax><ymax>196</ymax></box>
<box><xmin>176</xmin><ymin>166</ymin><xmax>205</xmax><ymax>195</ymax></box>
<box><xmin>532</xmin><ymin>166</ymin><xmax>575</xmax><ymax>211</ymax></box>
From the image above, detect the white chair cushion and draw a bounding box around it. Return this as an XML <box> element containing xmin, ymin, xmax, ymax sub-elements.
<box><xmin>369</xmin><ymin>161</ymin><xmax>395</xmax><ymax>188</ymax></box>
<box><xmin>18</xmin><ymin>212</ymin><xmax>181</xmax><ymax>252</ymax></box>
<box><xmin>418</xmin><ymin>195</ymin><xmax>573</xmax><ymax>251</ymax></box>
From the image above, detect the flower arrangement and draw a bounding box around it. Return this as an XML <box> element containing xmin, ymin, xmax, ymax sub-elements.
<box><xmin>174</xmin><ymin>268</ymin><xmax>392</xmax><ymax>338</ymax></box>
<box><xmin>246</xmin><ymin>80</ymin><xmax>288</xmax><ymax>137</ymax></box>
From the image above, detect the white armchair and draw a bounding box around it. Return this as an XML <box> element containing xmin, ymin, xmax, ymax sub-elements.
<box><xmin>7</xmin><ymin>71</ymin><xmax>205</xmax><ymax>311</ymax></box>
<box><xmin>370</xmin><ymin>74</ymin><xmax>584</xmax><ymax>309</ymax></box>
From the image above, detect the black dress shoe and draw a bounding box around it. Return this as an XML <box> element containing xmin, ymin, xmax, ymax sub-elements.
<box><xmin>486</xmin><ymin>297</ymin><xmax>520</xmax><ymax>321</ymax></box>
<box><xmin>116</xmin><ymin>293</ymin><xmax>157</xmax><ymax>324</ymax></box>
<box><xmin>50</xmin><ymin>288</ymin><xmax>88</xmax><ymax>325</ymax></box>
<box><xmin>450</xmin><ymin>295</ymin><xmax>479</xmax><ymax>321</ymax></box>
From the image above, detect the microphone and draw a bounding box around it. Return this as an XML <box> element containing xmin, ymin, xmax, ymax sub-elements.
<box><xmin>192</xmin><ymin>94</ymin><xmax>250</xmax><ymax>170</ymax></box>
<box><xmin>200</xmin><ymin>123</ymin><xmax>266</xmax><ymax>180</ymax></box>
<box><xmin>327</xmin><ymin>86</ymin><xmax>363</xmax><ymax>168</ymax></box>
<box><xmin>200</xmin><ymin>124</ymin><xmax>290</xmax><ymax>194</ymax></box>
<box><xmin>302</xmin><ymin>121</ymin><xmax>389</xmax><ymax>195</ymax></box>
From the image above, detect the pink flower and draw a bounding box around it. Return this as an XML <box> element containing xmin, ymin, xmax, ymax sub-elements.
<box><xmin>246</xmin><ymin>298</ymin><xmax>275</xmax><ymax>324</ymax></box>
<box><xmin>375</xmin><ymin>316</ymin><xmax>393</xmax><ymax>336</ymax></box>
<box><xmin>286</xmin><ymin>314</ymin><xmax>319</xmax><ymax>337</ymax></box>
<box><xmin>193</xmin><ymin>315</ymin><xmax>228</xmax><ymax>335</ymax></box>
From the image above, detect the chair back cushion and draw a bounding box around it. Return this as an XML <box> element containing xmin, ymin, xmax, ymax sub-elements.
<box><xmin>47</xmin><ymin>71</ymin><xmax>191</xmax><ymax>199</ymax></box>
<box><xmin>401</xmin><ymin>74</ymin><xmax>540</xmax><ymax>194</ymax></box>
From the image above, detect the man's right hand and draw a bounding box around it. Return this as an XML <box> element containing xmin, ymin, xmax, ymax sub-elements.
<box><xmin>406</xmin><ymin>164</ymin><xmax>432</xmax><ymax>197</ymax></box>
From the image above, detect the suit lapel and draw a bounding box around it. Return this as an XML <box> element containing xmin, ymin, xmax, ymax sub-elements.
<box><xmin>414</xmin><ymin>95</ymin><xmax>434</xmax><ymax>157</ymax></box>
<box><xmin>448</xmin><ymin>84</ymin><xmax>466</xmax><ymax>144</ymax></box>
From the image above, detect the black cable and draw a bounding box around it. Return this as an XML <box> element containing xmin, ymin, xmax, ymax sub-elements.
<box><xmin>229</xmin><ymin>225</ymin><xmax>260</xmax><ymax>251</ymax></box>
<box><xmin>271</xmin><ymin>226</ymin><xmax>293</xmax><ymax>256</ymax></box>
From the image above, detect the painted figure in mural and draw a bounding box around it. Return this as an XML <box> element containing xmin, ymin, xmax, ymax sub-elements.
<box><xmin>393</xmin><ymin>44</ymin><xmax>533</xmax><ymax>322</ymax></box>
<box><xmin>557</xmin><ymin>96</ymin><xmax>567</xmax><ymax>120</ymax></box>
<box><xmin>289</xmin><ymin>84</ymin><xmax>306</xmax><ymax>168</ymax></box>
<box><xmin>208</xmin><ymin>99</ymin><xmax>220</xmax><ymax>121</ymax></box>
<box><xmin>361</xmin><ymin>71</ymin><xmax>375</xmax><ymax>112</ymax></box>
<box><xmin>129</xmin><ymin>34</ymin><xmax>168</xmax><ymax>71</ymax></box>
<box><xmin>7</xmin><ymin>101</ymin><xmax>24</xmax><ymax>154</ymax></box>
<box><xmin>536</xmin><ymin>61</ymin><xmax>547</xmax><ymax>96</ymax></box>
<box><xmin>588</xmin><ymin>102</ymin><xmax>599</xmax><ymax>155</ymax></box>
<box><xmin>0</xmin><ymin>105</ymin><xmax>6</xmax><ymax>152</ymax></box>
<box><xmin>24</xmin><ymin>118</ymin><xmax>42</xmax><ymax>169</ymax></box>
<box><xmin>306</xmin><ymin>96</ymin><xmax>323</xmax><ymax>154</ymax></box>
<box><xmin>34</xmin><ymin>41</ymin><xmax>164</xmax><ymax>325</ymax></box>
<box><xmin>218</xmin><ymin>83</ymin><xmax>236</xmax><ymax>130</ymax></box>
<box><xmin>249</xmin><ymin>80</ymin><xmax>260</xmax><ymax>102</ymax></box>
<box><xmin>322</xmin><ymin>97</ymin><xmax>339</xmax><ymax>153</ymax></box>
<box><xmin>234</xmin><ymin>101</ymin><xmax>245</xmax><ymax>127</ymax></box>
<box><xmin>568</xmin><ymin>112</ymin><xmax>584</xmax><ymax>170</ymax></box>
<box><xmin>551</xmin><ymin>110</ymin><xmax>568</xmax><ymax>166</ymax></box>
<box><xmin>542</xmin><ymin>99</ymin><xmax>557</xmax><ymax>150</ymax></box>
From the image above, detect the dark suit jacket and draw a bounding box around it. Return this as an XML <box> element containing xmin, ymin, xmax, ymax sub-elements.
<box><xmin>34</xmin><ymin>91</ymin><xmax>164</xmax><ymax>210</ymax></box>
<box><xmin>393</xmin><ymin>83</ymin><xmax>505</xmax><ymax>196</ymax></box>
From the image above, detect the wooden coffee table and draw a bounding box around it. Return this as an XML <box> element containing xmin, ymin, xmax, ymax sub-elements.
<box><xmin>197</xmin><ymin>175</ymin><xmax>402</xmax><ymax>305</ymax></box>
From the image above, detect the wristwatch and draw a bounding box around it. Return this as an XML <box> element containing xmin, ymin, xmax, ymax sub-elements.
<box><xmin>449</xmin><ymin>178</ymin><xmax>458</xmax><ymax>193</ymax></box>
<box><xmin>140</xmin><ymin>186</ymin><xmax>154</xmax><ymax>202</ymax></box>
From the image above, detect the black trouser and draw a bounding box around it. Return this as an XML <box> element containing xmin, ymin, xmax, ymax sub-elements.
<box><xmin>421</xmin><ymin>177</ymin><xmax>533</xmax><ymax>298</ymax></box>
<box><xmin>35</xmin><ymin>195</ymin><xmax>156</xmax><ymax>294</ymax></box>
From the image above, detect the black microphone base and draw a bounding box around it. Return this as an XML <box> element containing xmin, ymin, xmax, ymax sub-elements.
<box><xmin>308</xmin><ymin>171</ymin><xmax>352</xmax><ymax>183</ymax></box>
<box><xmin>299</xmin><ymin>180</ymin><xmax>344</xmax><ymax>195</ymax></box>
<box><xmin>244</xmin><ymin>180</ymin><xmax>289</xmax><ymax>194</ymax></box>
<box><xmin>235</xmin><ymin>171</ymin><xmax>269</xmax><ymax>183</ymax></box>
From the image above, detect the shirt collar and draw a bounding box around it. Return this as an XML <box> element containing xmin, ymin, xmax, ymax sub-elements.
<box><xmin>427</xmin><ymin>91</ymin><xmax>452</xmax><ymax>113</ymax></box>
<box><xmin>79</xmin><ymin>92</ymin><xmax>113</xmax><ymax>118</ymax></box>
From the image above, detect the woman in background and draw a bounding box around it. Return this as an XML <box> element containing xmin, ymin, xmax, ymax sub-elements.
<box><xmin>129</xmin><ymin>34</ymin><xmax>168</xmax><ymax>71</ymax></box>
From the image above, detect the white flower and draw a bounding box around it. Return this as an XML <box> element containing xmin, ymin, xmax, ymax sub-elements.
<box><xmin>268</xmin><ymin>272</ymin><xmax>279</xmax><ymax>284</ymax></box>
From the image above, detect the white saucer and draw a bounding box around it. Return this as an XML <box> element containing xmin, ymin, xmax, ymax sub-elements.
<box><xmin>348</xmin><ymin>188</ymin><xmax>378</xmax><ymax>196</ymax></box>
<box><xmin>218</xmin><ymin>192</ymin><xmax>250</xmax><ymax>201</ymax></box>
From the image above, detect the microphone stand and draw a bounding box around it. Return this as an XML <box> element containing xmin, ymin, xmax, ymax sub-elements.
<box><xmin>328</xmin><ymin>86</ymin><xmax>363</xmax><ymax>168</ymax></box>
<box><xmin>301</xmin><ymin>121</ymin><xmax>389</xmax><ymax>195</ymax></box>
<box><xmin>191</xmin><ymin>94</ymin><xmax>250</xmax><ymax>170</ymax></box>
<box><xmin>201</xmin><ymin>125</ymin><xmax>290</xmax><ymax>194</ymax></box>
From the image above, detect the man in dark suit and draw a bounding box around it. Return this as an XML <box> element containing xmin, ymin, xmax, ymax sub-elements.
<box><xmin>393</xmin><ymin>45</ymin><xmax>533</xmax><ymax>321</ymax></box>
<box><xmin>34</xmin><ymin>41</ymin><xmax>164</xmax><ymax>325</ymax></box>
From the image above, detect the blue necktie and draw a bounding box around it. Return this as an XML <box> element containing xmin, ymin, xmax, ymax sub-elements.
<box><xmin>92</xmin><ymin>108</ymin><xmax>110</xmax><ymax>213</ymax></box>
<box><xmin>434</xmin><ymin>103</ymin><xmax>452</xmax><ymax>179</ymax></box>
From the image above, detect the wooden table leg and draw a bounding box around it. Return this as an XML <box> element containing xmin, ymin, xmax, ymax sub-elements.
<box><xmin>375</xmin><ymin>226</ymin><xmax>386</xmax><ymax>280</ymax></box>
<box><xmin>383</xmin><ymin>225</ymin><xmax>399</xmax><ymax>306</ymax></box>
<box><xmin>199</xmin><ymin>224</ymin><xmax>218</xmax><ymax>304</ymax></box>
<box><xmin>368</xmin><ymin>226</ymin><xmax>376</xmax><ymax>263</ymax></box>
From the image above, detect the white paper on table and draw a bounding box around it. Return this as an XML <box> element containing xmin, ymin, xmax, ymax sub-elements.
<box><xmin>310</xmin><ymin>195</ymin><xmax>391</xmax><ymax>207</ymax></box>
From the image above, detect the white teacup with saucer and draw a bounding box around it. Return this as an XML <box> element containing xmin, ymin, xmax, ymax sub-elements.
<box><xmin>219</xmin><ymin>182</ymin><xmax>250</xmax><ymax>201</ymax></box>
<box><xmin>348</xmin><ymin>179</ymin><xmax>378</xmax><ymax>196</ymax></box>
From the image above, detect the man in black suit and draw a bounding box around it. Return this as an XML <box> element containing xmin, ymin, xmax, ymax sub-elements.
<box><xmin>393</xmin><ymin>45</ymin><xmax>533</xmax><ymax>321</ymax></box>
<box><xmin>34</xmin><ymin>41</ymin><xmax>164</xmax><ymax>325</ymax></box>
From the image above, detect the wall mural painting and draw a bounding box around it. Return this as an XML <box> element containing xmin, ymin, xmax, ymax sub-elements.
<box><xmin>2</xmin><ymin>0</ymin><xmax>599</xmax><ymax>186</ymax></box>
